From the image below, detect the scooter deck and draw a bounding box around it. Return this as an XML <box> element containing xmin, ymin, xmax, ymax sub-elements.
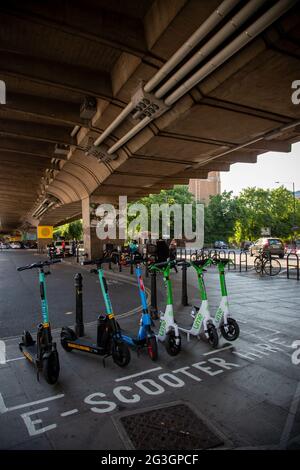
<box><xmin>19</xmin><ymin>343</ymin><xmax>37</xmax><ymax>362</ymax></box>
<box><xmin>66</xmin><ymin>337</ymin><xmax>105</xmax><ymax>355</ymax></box>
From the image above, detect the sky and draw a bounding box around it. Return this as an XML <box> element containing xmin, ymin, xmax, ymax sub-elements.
<box><xmin>220</xmin><ymin>141</ymin><xmax>300</xmax><ymax>195</ymax></box>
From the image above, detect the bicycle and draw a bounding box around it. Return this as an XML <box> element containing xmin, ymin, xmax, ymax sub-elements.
<box><xmin>254</xmin><ymin>250</ymin><xmax>281</xmax><ymax>276</ymax></box>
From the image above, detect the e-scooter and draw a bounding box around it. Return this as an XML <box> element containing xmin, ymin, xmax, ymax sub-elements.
<box><xmin>17</xmin><ymin>259</ymin><xmax>62</xmax><ymax>384</ymax></box>
<box><xmin>213</xmin><ymin>258</ymin><xmax>240</xmax><ymax>341</ymax></box>
<box><xmin>178</xmin><ymin>258</ymin><xmax>219</xmax><ymax>348</ymax></box>
<box><xmin>120</xmin><ymin>255</ymin><xmax>158</xmax><ymax>361</ymax></box>
<box><xmin>149</xmin><ymin>259</ymin><xmax>181</xmax><ymax>356</ymax></box>
<box><xmin>61</xmin><ymin>258</ymin><xmax>130</xmax><ymax>367</ymax></box>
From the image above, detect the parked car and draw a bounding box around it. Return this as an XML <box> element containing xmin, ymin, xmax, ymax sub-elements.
<box><xmin>9</xmin><ymin>242</ymin><xmax>22</xmax><ymax>249</ymax></box>
<box><xmin>249</xmin><ymin>238</ymin><xmax>285</xmax><ymax>258</ymax></box>
<box><xmin>214</xmin><ymin>240</ymin><xmax>228</xmax><ymax>249</ymax></box>
<box><xmin>0</xmin><ymin>242</ymin><xmax>9</xmax><ymax>249</ymax></box>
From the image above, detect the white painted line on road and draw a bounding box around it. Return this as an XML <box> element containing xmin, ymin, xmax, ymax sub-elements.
<box><xmin>7</xmin><ymin>356</ymin><xmax>25</xmax><ymax>363</ymax></box>
<box><xmin>0</xmin><ymin>340</ymin><xmax>5</xmax><ymax>364</ymax></box>
<box><xmin>0</xmin><ymin>392</ymin><xmax>65</xmax><ymax>414</ymax></box>
<box><xmin>61</xmin><ymin>409</ymin><xmax>78</xmax><ymax>417</ymax></box>
<box><xmin>203</xmin><ymin>345</ymin><xmax>233</xmax><ymax>356</ymax></box>
<box><xmin>115</xmin><ymin>367</ymin><xmax>163</xmax><ymax>382</ymax></box>
<box><xmin>280</xmin><ymin>382</ymin><xmax>300</xmax><ymax>449</ymax></box>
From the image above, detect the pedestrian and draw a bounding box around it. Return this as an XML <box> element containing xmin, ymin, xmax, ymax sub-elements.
<box><xmin>61</xmin><ymin>239</ymin><xmax>65</xmax><ymax>257</ymax></box>
<box><xmin>72</xmin><ymin>240</ymin><xmax>76</xmax><ymax>257</ymax></box>
<box><xmin>129</xmin><ymin>240</ymin><xmax>139</xmax><ymax>255</ymax></box>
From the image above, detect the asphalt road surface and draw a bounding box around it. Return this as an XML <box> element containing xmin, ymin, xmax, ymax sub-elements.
<box><xmin>0</xmin><ymin>251</ymin><xmax>300</xmax><ymax>450</ymax></box>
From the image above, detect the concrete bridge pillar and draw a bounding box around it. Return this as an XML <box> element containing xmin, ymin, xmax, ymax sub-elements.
<box><xmin>82</xmin><ymin>197</ymin><xmax>104</xmax><ymax>260</ymax></box>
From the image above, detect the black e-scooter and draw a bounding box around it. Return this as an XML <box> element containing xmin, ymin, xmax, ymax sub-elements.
<box><xmin>17</xmin><ymin>259</ymin><xmax>62</xmax><ymax>384</ymax></box>
<box><xmin>61</xmin><ymin>258</ymin><xmax>131</xmax><ymax>367</ymax></box>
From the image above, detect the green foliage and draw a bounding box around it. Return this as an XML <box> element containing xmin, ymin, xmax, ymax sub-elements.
<box><xmin>204</xmin><ymin>186</ymin><xmax>300</xmax><ymax>244</ymax></box>
<box><xmin>204</xmin><ymin>191</ymin><xmax>241</xmax><ymax>244</ymax></box>
<box><xmin>54</xmin><ymin>220</ymin><xmax>83</xmax><ymax>240</ymax></box>
<box><xmin>129</xmin><ymin>185</ymin><xmax>196</xmax><ymax>239</ymax></box>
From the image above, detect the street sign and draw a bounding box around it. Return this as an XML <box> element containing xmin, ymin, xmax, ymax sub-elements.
<box><xmin>37</xmin><ymin>226</ymin><xmax>53</xmax><ymax>239</ymax></box>
<box><xmin>261</xmin><ymin>227</ymin><xmax>271</xmax><ymax>236</ymax></box>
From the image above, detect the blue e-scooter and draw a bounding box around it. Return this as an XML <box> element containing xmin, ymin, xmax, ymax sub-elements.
<box><xmin>120</xmin><ymin>255</ymin><xmax>158</xmax><ymax>361</ymax></box>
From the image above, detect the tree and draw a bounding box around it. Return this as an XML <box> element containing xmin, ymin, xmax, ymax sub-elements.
<box><xmin>128</xmin><ymin>185</ymin><xmax>197</xmax><ymax>239</ymax></box>
<box><xmin>54</xmin><ymin>220</ymin><xmax>83</xmax><ymax>240</ymax></box>
<box><xmin>204</xmin><ymin>191</ymin><xmax>241</xmax><ymax>244</ymax></box>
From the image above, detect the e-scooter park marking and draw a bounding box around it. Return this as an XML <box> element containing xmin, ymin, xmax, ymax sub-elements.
<box><xmin>115</xmin><ymin>367</ymin><xmax>163</xmax><ymax>382</ymax></box>
<box><xmin>0</xmin><ymin>393</ymin><xmax>65</xmax><ymax>414</ymax></box>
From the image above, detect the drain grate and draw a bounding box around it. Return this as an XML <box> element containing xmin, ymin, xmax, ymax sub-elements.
<box><xmin>119</xmin><ymin>403</ymin><xmax>224</xmax><ymax>450</ymax></box>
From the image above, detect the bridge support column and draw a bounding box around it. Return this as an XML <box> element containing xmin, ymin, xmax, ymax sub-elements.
<box><xmin>82</xmin><ymin>197</ymin><xmax>104</xmax><ymax>259</ymax></box>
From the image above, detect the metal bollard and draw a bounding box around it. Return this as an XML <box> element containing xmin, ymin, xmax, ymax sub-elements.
<box><xmin>181</xmin><ymin>262</ymin><xmax>188</xmax><ymax>306</ymax></box>
<box><xmin>130</xmin><ymin>253</ymin><xmax>134</xmax><ymax>275</ymax></box>
<box><xmin>150</xmin><ymin>270</ymin><xmax>158</xmax><ymax>319</ymax></box>
<box><xmin>75</xmin><ymin>273</ymin><xmax>84</xmax><ymax>337</ymax></box>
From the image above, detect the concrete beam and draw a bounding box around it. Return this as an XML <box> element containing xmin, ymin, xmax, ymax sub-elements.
<box><xmin>247</xmin><ymin>140</ymin><xmax>292</xmax><ymax>153</ymax></box>
<box><xmin>0</xmin><ymin>1</ymin><xmax>148</xmax><ymax>57</ymax></box>
<box><xmin>3</xmin><ymin>92</ymin><xmax>85</xmax><ymax>127</ymax></box>
<box><xmin>0</xmin><ymin>137</ymin><xmax>57</xmax><ymax>159</ymax></box>
<box><xmin>0</xmin><ymin>51</ymin><xmax>112</xmax><ymax>100</ymax></box>
<box><xmin>0</xmin><ymin>119</ymin><xmax>73</xmax><ymax>145</ymax></box>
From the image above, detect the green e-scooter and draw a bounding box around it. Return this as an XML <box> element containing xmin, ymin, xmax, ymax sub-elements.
<box><xmin>18</xmin><ymin>259</ymin><xmax>62</xmax><ymax>384</ymax></box>
<box><xmin>178</xmin><ymin>258</ymin><xmax>219</xmax><ymax>348</ymax></box>
<box><xmin>213</xmin><ymin>258</ymin><xmax>240</xmax><ymax>341</ymax></box>
<box><xmin>149</xmin><ymin>260</ymin><xmax>181</xmax><ymax>356</ymax></box>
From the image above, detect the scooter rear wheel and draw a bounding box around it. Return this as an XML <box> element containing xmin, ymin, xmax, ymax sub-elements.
<box><xmin>112</xmin><ymin>340</ymin><xmax>131</xmax><ymax>367</ymax></box>
<box><xmin>207</xmin><ymin>325</ymin><xmax>219</xmax><ymax>348</ymax></box>
<box><xmin>165</xmin><ymin>330</ymin><xmax>181</xmax><ymax>356</ymax></box>
<box><xmin>43</xmin><ymin>350</ymin><xmax>60</xmax><ymax>385</ymax></box>
<box><xmin>60</xmin><ymin>327</ymin><xmax>77</xmax><ymax>352</ymax></box>
<box><xmin>220</xmin><ymin>318</ymin><xmax>240</xmax><ymax>341</ymax></box>
<box><xmin>147</xmin><ymin>336</ymin><xmax>158</xmax><ymax>361</ymax></box>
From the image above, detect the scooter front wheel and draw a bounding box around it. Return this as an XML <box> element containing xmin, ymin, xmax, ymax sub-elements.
<box><xmin>60</xmin><ymin>327</ymin><xmax>77</xmax><ymax>352</ymax></box>
<box><xmin>165</xmin><ymin>331</ymin><xmax>181</xmax><ymax>356</ymax></box>
<box><xmin>220</xmin><ymin>318</ymin><xmax>240</xmax><ymax>341</ymax></box>
<box><xmin>147</xmin><ymin>336</ymin><xmax>158</xmax><ymax>361</ymax></box>
<box><xmin>43</xmin><ymin>350</ymin><xmax>60</xmax><ymax>385</ymax></box>
<box><xmin>112</xmin><ymin>340</ymin><xmax>131</xmax><ymax>367</ymax></box>
<box><xmin>207</xmin><ymin>325</ymin><xmax>219</xmax><ymax>348</ymax></box>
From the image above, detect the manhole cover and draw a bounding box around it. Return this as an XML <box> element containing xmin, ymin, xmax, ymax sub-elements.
<box><xmin>119</xmin><ymin>403</ymin><xmax>224</xmax><ymax>450</ymax></box>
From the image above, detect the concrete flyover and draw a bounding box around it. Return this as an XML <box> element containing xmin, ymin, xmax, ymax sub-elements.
<box><xmin>0</xmin><ymin>0</ymin><xmax>300</xmax><ymax>254</ymax></box>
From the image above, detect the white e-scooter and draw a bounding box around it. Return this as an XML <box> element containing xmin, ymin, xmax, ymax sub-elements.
<box><xmin>178</xmin><ymin>258</ymin><xmax>219</xmax><ymax>348</ymax></box>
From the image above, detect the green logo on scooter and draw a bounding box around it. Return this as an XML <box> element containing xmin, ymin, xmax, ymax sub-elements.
<box><xmin>159</xmin><ymin>320</ymin><xmax>166</xmax><ymax>336</ymax></box>
<box><xmin>215</xmin><ymin>307</ymin><xmax>223</xmax><ymax>322</ymax></box>
<box><xmin>194</xmin><ymin>312</ymin><xmax>203</xmax><ymax>329</ymax></box>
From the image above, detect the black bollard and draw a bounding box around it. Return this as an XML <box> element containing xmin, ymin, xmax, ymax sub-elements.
<box><xmin>130</xmin><ymin>253</ymin><xmax>134</xmax><ymax>275</ymax></box>
<box><xmin>181</xmin><ymin>262</ymin><xmax>188</xmax><ymax>306</ymax></box>
<box><xmin>150</xmin><ymin>270</ymin><xmax>158</xmax><ymax>319</ymax></box>
<box><xmin>75</xmin><ymin>273</ymin><xmax>84</xmax><ymax>337</ymax></box>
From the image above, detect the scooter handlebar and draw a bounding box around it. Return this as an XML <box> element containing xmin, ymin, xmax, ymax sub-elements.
<box><xmin>17</xmin><ymin>259</ymin><xmax>62</xmax><ymax>271</ymax></box>
<box><xmin>149</xmin><ymin>259</ymin><xmax>177</xmax><ymax>270</ymax></box>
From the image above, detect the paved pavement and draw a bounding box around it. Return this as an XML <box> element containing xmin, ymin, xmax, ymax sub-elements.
<box><xmin>0</xmin><ymin>251</ymin><xmax>300</xmax><ymax>450</ymax></box>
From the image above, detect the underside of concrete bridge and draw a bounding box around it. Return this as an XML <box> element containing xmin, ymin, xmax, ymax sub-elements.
<box><xmin>0</xmin><ymin>0</ymin><xmax>300</xmax><ymax>236</ymax></box>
